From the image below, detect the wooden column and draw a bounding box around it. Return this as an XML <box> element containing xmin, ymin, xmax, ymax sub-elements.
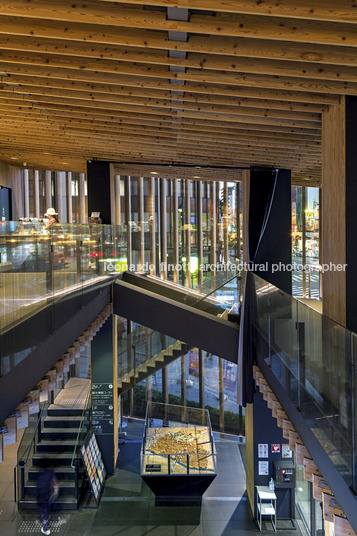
<box><xmin>34</xmin><ymin>170</ymin><xmax>40</xmax><ymax>218</ymax></box>
<box><xmin>210</xmin><ymin>181</ymin><xmax>217</xmax><ymax>269</ymax></box>
<box><xmin>197</xmin><ymin>181</ymin><xmax>203</xmax><ymax>287</ymax></box>
<box><xmin>160</xmin><ymin>178</ymin><xmax>167</xmax><ymax>279</ymax></box>
<box><xmin>23</xmin><ymin>169</ymin><xmax>29</xmax><ymax>218</ymax></box>
<box><xmin>115</xmin><ymin>174</ymin><xmax>121</xmax><ymax>226</ymax></box>
<box><xmin>138</xmin><ymin>176</ymin><xmax>145</xmax><ymax>270</ymax></box>
<box><xmin>56</xmin><ymin>171</ymin><xmax>65</xmax><ymax>223</ymax></box>
<box><xmin>185</xmin><ymin>179</ymin><xmax>191</xmax><ymax>288</ymax></box>
<box><xmin>110</xmin><ymin>168</ymin><xmax>115</xmax><ymax>225</ymax></box>
<box><xmin>66</xmin><ymin>172</ymin><xmax>73</xmax><ymax>223</ymax></box>
<box><xmin>125</xmin><ymin>176</ymin><xmax>132</xmax><ymax>267</ymax></box>
<box><xmin>223</xmin><ymin>181</ymin><xmax>229</xmax><ymax>265</ymax></box>
<box><xmin>148</xmin><ymin>177</ymin><xmax>156</xmax><ymax>274</ymax></box>
<box><xmin>45</xmin><ymin>170</ymin><xmax>52</xmax><ymax>210</ymax></box>
<box><xmin>173</xmin><ymin>179</ymin><xmax>179</xmax><ymax>284</ymax></box>
<box><xmin>322</xmin><ymin>98</ymin><xmax>347</xmax><ymax>327</ymax></box>
<box><xmin>78</xmin><ymin>172</ymin><xmax>86</xmax><ymax>224</ymax></box>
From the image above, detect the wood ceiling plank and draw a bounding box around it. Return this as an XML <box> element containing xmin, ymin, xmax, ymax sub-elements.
<box><xmin>0</xmin><ymin>124</ymin><xmax>318</xmax><ymax>157</ymax></box>
<box><xmin>0</xmin><ymin>82</ymin><xmax>328</xmax><ymax>112</ymax></box>
<box><xmin>0</xmin><ymin>108</ymin><xmax>321</xmax><ymax>137</ymax></box>
<box><xmin>1</xmin><ymin>16</ymin><xmax>357</xmax><ymax>67</ymax></box>
<box><xmin>0</xmin><ymin>1</ymin><xmax>356</xmax><ymax>47</ymax></box>
<box><xmin>2</xmin><ymin>46</ymin><xmax>357</xmax><ymax>84</ymax></box>
<box><xmin>0</xmin><ymin>59</ymin><xmax>355</xmax><ymax>96</ymax></box>
<box><xmin>0</xmin><ymin>72</ymin><xmax>338</xmax><ymax>104</ymax></box>
<box><xmin>0</xmin><ymin>91</ymin><xmax>322</xmax><ymax>121</ymax></box>
<box><xmin>98</xmin><ymin>0</ymin><xmax>357</xmax><ymax>25</ymax></box>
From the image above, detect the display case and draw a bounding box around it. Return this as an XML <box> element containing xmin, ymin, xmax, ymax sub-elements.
<box><xmin>141</xmin><ymin>402</ymin><xmax>217</xmax><ymax>497</ymax></box>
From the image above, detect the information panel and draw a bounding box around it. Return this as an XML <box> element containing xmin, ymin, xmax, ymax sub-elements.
<box><xmin>81</xmin><ymin>433</ymin><xmax>106</xmax><ymax>504</ymax></box>
<box><xmin>91</xmin><ymin>383</ymin><xmax>114</xmax><ymax>435</ymax></box>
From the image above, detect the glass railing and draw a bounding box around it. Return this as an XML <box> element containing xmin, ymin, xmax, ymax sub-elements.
<box><xmin>251</xmin><ymin>272</ymin><xmax>356</xmax><ymax>491</ymax></box>
<box><xmin>183</xmin><ymin>270</ymin><xmax>243</xmax><ymax>319</ymax></box>
<box><xmin>141</xmin><ymin>402</ymin><xmax>216</xmax><ymax>476</ymax></box>
<box><xmin>15</xmin><ymin>403</ymin><xmax>49</xmax><ymax>503</ymax></box>
<box><xmin>0</xmin><ymin>221</ymin><xmax>127</xmax><ymax>333</ymax></box>
<box><xmin>132</xmin><ymin>269</ymin><xmax>241</xmax><ymax>319</ymax></box>
<box><xmin>71</xmin><ymin>390</ymin><xmax>91</xmax><ymax>501</ymax></box>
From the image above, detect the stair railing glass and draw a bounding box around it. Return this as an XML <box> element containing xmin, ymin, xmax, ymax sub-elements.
<box><xmin>14</xmin><ymin>402</ymin><xmax>49</xmax><ymax>503</ymax></box>
<box><xmin>251</xmin><ymin>272</ymin><xmax>357</xmax><ymax>492</ymax></box>
<box><xmin>70</xmin><ymin>390</ymin><xmax>91</xmax><ymax>500</ymax></box>
<box><xmin>182</xmin><ymin>271</ymin><xmax>244</xmax><ymax>320</ymax></box>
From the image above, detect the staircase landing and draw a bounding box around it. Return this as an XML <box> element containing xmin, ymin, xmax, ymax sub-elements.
<box><xmin>51</xmin><ymin>378</ymin><xmax>90</xmax><ymax>410</ymax></box>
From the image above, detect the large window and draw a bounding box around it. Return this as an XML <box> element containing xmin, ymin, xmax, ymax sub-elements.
<box><xmin>292</xmin><ymin>186</ymin><xmax>320</xmax><ymax>299</ymax></box>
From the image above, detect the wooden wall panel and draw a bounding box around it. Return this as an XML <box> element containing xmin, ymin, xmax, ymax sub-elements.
<box><xmin>322</xmin><ymin>97</ymin><xmax>346</xmax><ymax>326</ymax></box>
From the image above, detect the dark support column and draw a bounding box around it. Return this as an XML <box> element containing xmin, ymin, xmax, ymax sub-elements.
<box><xmin>296</xmin><ymin>321</ymin><xmax>306</xmax><ymax>412</ymax></box>
<box><xmin>181</xmin><ymin>355</ymin><xmax>186</xmax><ymax>407</ymax></box>
<box><xmin>345</xmin><ymin>97</ymin><xmax>357</xmax><ymax>333</ymax></box>
<box><xmin>248</xmin><ymin>167</ymin><xmax>292</xmax><ymax>294</ymax></box>
<box><xmin>198</xmin><ymin>349</ymin><xmax>204</xmax><ymax>409</ymax></box>
<box><xmin>162</xmin><ymin>366</ymin><xmax>168</xmax><ymax>405</ymax></box>
<box><xmin>219</xmin><ymin>357</ymin><xmax>224</xmax><ymax>432</ymax></box>
<box><xmin>91</xmin><ymin>314</ymin><xmax>118</xmax><ymax>475</ymax></box>
<box><xmin>86</xmin><ymin>161</ymin><xmax>111</xmax><ymax>224</ymax></box>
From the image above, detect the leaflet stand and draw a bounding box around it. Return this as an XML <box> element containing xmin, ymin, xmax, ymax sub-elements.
<box><xmin>256</xmin><ymin>485</ymin><xmax>277</xmax><ymax>531</ymax></box>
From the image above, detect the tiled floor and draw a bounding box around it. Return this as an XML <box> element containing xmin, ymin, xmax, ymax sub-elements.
<box><xmin>0</xmin><ymin>421</ymin><xmax>306</xmax><ymax>536</ymax></box>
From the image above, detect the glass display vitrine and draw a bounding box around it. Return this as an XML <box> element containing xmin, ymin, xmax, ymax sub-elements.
<box><xmin>141</xmin><ymin>402</ymin><xmax>216</xmax><ymax>497</ymax></box>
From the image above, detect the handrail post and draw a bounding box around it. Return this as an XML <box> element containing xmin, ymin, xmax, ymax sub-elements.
<box><xmin>20</xmin><ymin>461</ymin><xmax>25</xmax><ymax>500</ymax></box>
<box><xmin>296</xmin><ymin>321</ymin><xmax>305</xmax><ymax>412</ymax></box>
<box><xmin>14</xmin><ymin>466</ymin><xmax>17</xmax><ymax>502</ymax></box>
<box><xmin>74</xmin><ymin>458</ymin><xmax>79</xmax><ymax>500</ymax></box>
<box><xmin>37</xmin><ymin>409</ymin><xmax>42</xmax><ymax>444</ymax></box>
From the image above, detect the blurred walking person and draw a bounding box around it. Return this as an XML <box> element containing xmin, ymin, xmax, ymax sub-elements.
<box><xmin>36</xmin><ymin>461</ymin><xmax>58</xmax><ymax>535</ymax></box>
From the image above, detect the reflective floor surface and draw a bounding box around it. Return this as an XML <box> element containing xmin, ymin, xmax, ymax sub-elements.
<box><xmin>0</xmin><ymin>421</ymin><xmax>306</xmax><ymax>536</ymax></box>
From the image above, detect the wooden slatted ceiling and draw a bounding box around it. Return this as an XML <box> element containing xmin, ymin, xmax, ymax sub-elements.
<box><xmin>0</xmin><ymin>1</ymin><xmax>355</xmax><ymax>184</ymax></box>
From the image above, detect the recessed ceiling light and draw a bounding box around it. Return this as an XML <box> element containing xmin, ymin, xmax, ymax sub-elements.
<box><xmin>150</xmin><ymin>171</ymin><xmax>158</xmax><ymax>175</ymax></box>
<box><xmin>10</xmin><ymin>157</ymin><xmax>18</xmax><ymax>160</ymax></box>
<box><xmin>193</xmin><ymin>176</ymin><xmax>201</xmax><ymax>179</ymax></box>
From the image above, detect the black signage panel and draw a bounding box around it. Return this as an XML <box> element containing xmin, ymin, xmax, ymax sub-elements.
<box><xmin>91</xmin><ymin>383</ymin><xmax>114</xmax><ymax>435</ymax></box>
<box><xmin>145</xmin><ymin>464</ymin><xmax>162</xmax><ymax>473</ymax></box>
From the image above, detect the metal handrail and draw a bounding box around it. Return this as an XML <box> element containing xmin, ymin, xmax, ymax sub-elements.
<box><xmin>14</xmin><ymin>402</ymin><xmax>49</xmax><ymax>502</ymax></box>
<box><xmin>70</xmin><ymin>389</ymin><xmax>91</xmax><ymax>469</ymax></box>
<box><xmin>16</xmin><ymin>403</ymin><xmax>48</xmax><ymax>465</ymax></box>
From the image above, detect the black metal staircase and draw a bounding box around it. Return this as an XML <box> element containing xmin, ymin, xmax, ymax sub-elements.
<box><xmin>19</xmin><ymin>406</ymin><xmax>84</xmax><ymax>510</ymax></box>
<box><xmin>118</xmin><ymin>340</ymin><xmax>191</xmax><ymax>394</ymax></box>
